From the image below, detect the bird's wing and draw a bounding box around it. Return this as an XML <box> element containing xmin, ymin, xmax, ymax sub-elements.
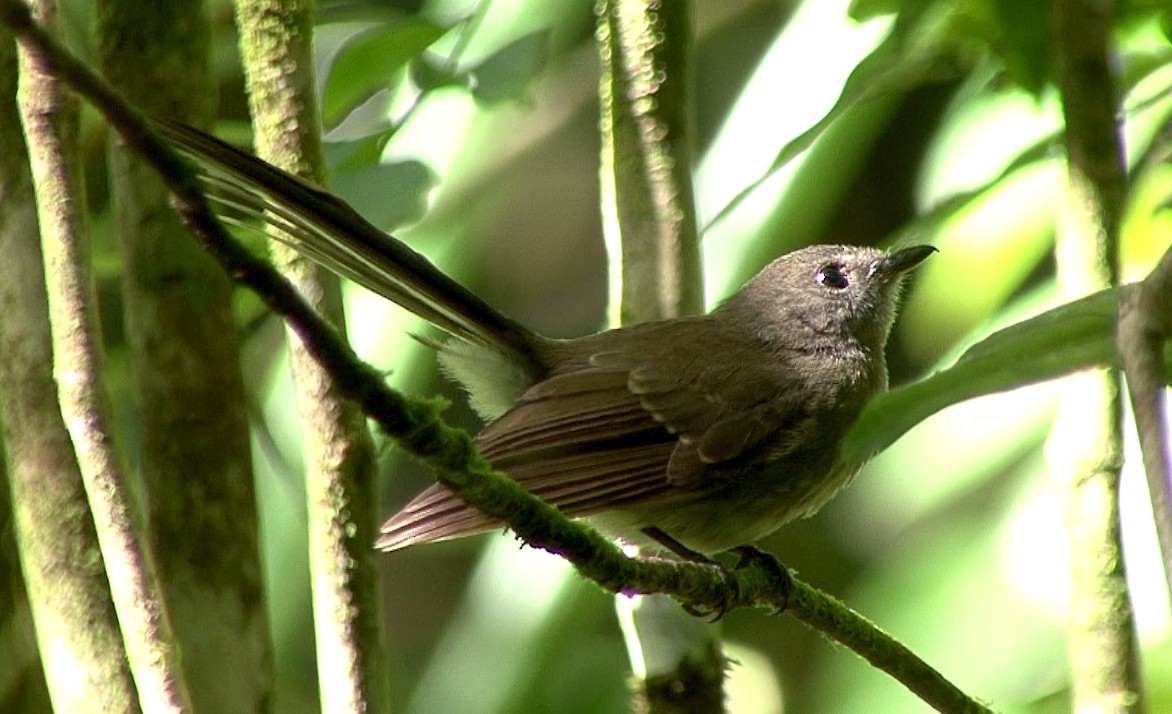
<box><xmin>616</xmin><ymin>347</ymin><xmax>815</xmax><ymax>488</ymax></box>
<box><xmin>377</xmin><ymin>367</ymin><xmax>676</xmax><ymax>550</ymax></box>
<box><xmin>377</xmin><ymin>322</ymin><xmax>815</xmax><ymax>550</ymax></box>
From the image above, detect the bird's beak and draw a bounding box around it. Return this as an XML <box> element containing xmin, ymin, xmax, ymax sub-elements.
<box><xmin>873</xmin><ymin>245</ymin><xmax>937</xmax><ymax>279</ymax></box>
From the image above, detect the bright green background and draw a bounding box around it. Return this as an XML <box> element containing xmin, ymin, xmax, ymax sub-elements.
<box><xmin>80</xmin><ymin>0</ymin><xmax>1172</xmax><ymax>711</ymax></box>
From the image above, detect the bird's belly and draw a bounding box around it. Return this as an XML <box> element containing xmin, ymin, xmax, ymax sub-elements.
<box><xmin>590</xmin><ymin>458</ymin><xmax>862</xmax><ymax>556</ymax></box>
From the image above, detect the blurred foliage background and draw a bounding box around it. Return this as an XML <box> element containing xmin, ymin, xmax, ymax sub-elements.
<box><xmin>52</xmin><ymin>0</ymin><xmax>1172</xmax><ymax>711</ymax></box>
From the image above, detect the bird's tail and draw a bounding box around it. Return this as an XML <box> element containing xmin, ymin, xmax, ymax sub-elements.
<box><xmin>153</xmin><ymin>119</ymin><xmax>545</xmax><ymax>377</ymax></box>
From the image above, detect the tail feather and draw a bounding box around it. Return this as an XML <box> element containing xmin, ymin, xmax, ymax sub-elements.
<box><xmin>154</xmin><ymin>118</ymin><xmax>546</xmax><ymax>377</ymax></box>
<box><xmin>376</xmin><ymin>496</ymin><xmax>501</xmax><ymax>551</ymax></box>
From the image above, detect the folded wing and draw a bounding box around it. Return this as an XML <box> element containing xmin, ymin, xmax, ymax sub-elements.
<box><xmin>377</xmin><ymin>323</ymin><xmax>813</xmax><ymax>550</ymax></box>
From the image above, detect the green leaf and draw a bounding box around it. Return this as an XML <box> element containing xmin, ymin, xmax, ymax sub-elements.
<box><xmin>469</xmin><ymin>30</ymin><xmax>550</xmax><ymax>104</ymax></box>
<box><xmin>849</xmin><ymin>0</ymin><xmax>904</xmax><ymax>21</ymax></box>
<box><xmin>324</xmin><ymin>132</ymin><xmax>390</xmax><ymax>173</ymax></box>
<box><xmin>322</xmin><ymin>19</ymin><xmax>448</xmax><ymax>126</ymax></box>
<box><xmin>704</xmin><ymin>13</ymin><xmax>971</xmax><ymax>231</ymax></box>
<box><xmin>849</xmin><ymin>0</ymin><xmax>934</xmax><ymax>24</ymax></box>
<box><xmin>330</xmin><ymin>159</ymin><xmax>436</xmax><ymax>231</ymax></box>
<box><xmin>990</xmin><ymin>0</ymin><xmax>1053</xmax><ymax>95</ymax></box>
<box><xmin>410</xmin><ymin>54</ymin><xmax>469</xmax><ymax>93</ymax></box>
<box><xmin>843</xmin><ymin>286</ymin><xmax>1171</xmax><ymax>464</ymax></box>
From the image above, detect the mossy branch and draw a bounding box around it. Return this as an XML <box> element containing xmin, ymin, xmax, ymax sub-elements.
<box><xmin>0</xmin><ymin>20</ymin><xmax>136</xmax><ymax>713</ymax></box>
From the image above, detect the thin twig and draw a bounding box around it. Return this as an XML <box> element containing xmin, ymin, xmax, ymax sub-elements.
<box><xmin>1117</xmin><ymin>250</ymin><xmax>1172</xmax><ymax>597</ymax></box>
<box><xmin>788</xmin><ymin>580</ymin><xmax>992</xmax><ymax>714</ymax></box>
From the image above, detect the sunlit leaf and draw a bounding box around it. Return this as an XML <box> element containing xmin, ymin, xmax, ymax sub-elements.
<box><xmin>844</xmin><ymin>286</ymin><xmax>1171</xmax><ymax>464</ymax></box>
<box><xmin>890</xmin><ymin>132</ymin><xmax>1054</xmax><ymax>243</ymax></box>
<box><xmin>704</xmin><ymin>12</ymin><xmax>971</xmax><ymax>231</ymax></box>
<box><xmin>322</xmin><ymin>19</ymin><xmax>448</xmax><ymax>126</ymax></box>
<box><xmin>469</xmin><ymin>30</ymin><xmax>550</xmax><ymax>104</ymax></box>
<box><xmin>330</xmin><ymin>159</ymin><xmax>436</xmax><ymax>231</ymax></box>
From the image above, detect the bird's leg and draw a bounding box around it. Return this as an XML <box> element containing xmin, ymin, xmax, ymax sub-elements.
<box><xmin>641</xmin><ymin>527</ymin><xmax>735</xmax><ymax>619</ymax></box>
<box><xmin>641</xmin><ymin>527</ymin><xmax>717</xmax><ymax>565</ymax></box>
<box><xmin>638</xmin><ymin>530</ymin><xmax>792</xmax><ymax>616</ymax></box>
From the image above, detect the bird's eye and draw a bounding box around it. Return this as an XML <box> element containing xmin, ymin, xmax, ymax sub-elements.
<box><xmin>815</xmin><ymin>265</ymin><xmax>849</xmax><ymax>289</ymax></box>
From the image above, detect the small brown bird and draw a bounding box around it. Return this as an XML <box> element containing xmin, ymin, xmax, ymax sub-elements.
<box><xmin>158</xmin><ymin>121</ymin><xmax>934</xmax><ymax>557</ymax></box>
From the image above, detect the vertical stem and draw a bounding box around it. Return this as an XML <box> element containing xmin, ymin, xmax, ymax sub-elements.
<box><xmin>0</xmin><ymin>25</ymin><xmax>136</xmax><ymax>714</ymax></box>
<box><xmin>15</xmin><ymin>1</ymin><xmax>190</xmax><ymax>710</ymax></box>
<box><xmin>234</xmin><ymin>1</ymin><xmax>389</xmax><ymax>712</ymax></box>
<box><xmin>1116</xmin><ymin>252</ymin><xmax>1172</xmax><ymax>600</ymax></box>
<box><xmin>1050</xmin><ymin>0</ymin><xmax>1144</xmax><ymax>711</ymax></box>
<box><xmin>598</xmin><ymin>0</ymin><xmax>703</xmax><ymax>325</ymax></box>
<box><xmin>96</xmin><ymin>0</ymin><xmax>275</xmax><ymax>710</ymax></box>
<box><xmin>598</xmin><ymin>1</ymin><xmax>718</xmax><ymax>711</ymax></box>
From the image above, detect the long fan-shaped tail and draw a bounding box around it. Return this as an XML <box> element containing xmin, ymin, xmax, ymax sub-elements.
<box><xmin>153</xmin><ymin>118</ymin><xmax>546</xmax><ymax>377</ymax></box>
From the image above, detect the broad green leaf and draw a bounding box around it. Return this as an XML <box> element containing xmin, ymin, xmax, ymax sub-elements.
<box><xmin>469</xmin><ymin>30</ymin><xmax>550</xmax><ymax>104</ymax></box>
<box><xmin>323</xmin><ymin>132</ymin><xmax>390</xmax><ymax>173</ymax></box>
<box><xmin>990</xmin><ymin>0</ymin><xmax>1053</xmax><ymax>95</ymax></box>
<box><xmin>322</xmin><ymin>19</ymin><xmax>448</xmax><ymax>126</ymax></box>
<box><xmin>410</xmin><ymin>54</ymin><xmax>469</xmax><ymax>93</ymax></box>
<box><xmin>330</xmin><ymin>160</ymin><xmax>436</xmax><ymax>231</ymax></box>
<box><xmin>704</xmin><ymin>12</ymin><xmax>971</xmax><ymax>231</ymax></box>
<box><xmin>844</xmin><ymin>286</ymin><xmax>1171</xmax><ymax>463</ymax></box>
<box><xmin>848</xmin><ymin>0</ymin><xmax>907</xmax><ymax>20</ymax></box>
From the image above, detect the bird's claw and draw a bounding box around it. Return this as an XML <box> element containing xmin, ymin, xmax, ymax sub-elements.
<box><xmin>679</xmin><ymin>546</ymin><xmax>789</xmax><ymax>620</ymax></box>
<box><xmin>728</xmin><ymin>545</ymin><xmax>790</xmax><ymax>615</ymax></box>
<box><xmin>679</xmin><ymin>557</ymin><xmax>738</xmax><ymax>621</ymax></box>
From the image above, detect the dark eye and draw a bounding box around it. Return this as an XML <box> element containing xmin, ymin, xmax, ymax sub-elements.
<box><xmin>815</xmin><ymin>265</ymin><xmax>849</xmax><ymax>289</ymax></box>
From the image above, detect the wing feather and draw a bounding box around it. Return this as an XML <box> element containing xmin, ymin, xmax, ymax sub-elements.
<box><xmin>379</xmin><ymin>322</ymin><xmax>817</xmax><ymax>550</ymax></box>
<box><xmin>377</xmin><ymin>440</ymin><xmax>674</xmax><ymax>550</ymax></box>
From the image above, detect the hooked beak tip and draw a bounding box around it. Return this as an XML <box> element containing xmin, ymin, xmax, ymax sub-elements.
<box><xmin>876</xmin><ymin>245</ymin><xmax>936</xmax><ymax>277</ymax></box>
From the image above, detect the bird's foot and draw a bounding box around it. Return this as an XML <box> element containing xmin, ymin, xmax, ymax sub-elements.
<box><xmin>727</xmin><ymin>545</ymin><xmax>791</xmax><ymax>615</ymax></box>
<box><xmin>640</xmin><ymin>527</ymin><xmax>736</xmax><ymax>620</ymax></box>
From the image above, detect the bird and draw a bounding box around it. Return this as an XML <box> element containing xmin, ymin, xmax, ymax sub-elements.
<box><xmin>155</xmin><ymin>119</ymin><xmax>934</xmax><ymax>558</ymax></box>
